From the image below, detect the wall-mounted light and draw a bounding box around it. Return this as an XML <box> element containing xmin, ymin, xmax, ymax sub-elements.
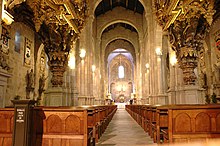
<box><xmin>92</xmin><ymin>65</ymin><xmax>96</xmax><ymax>73</ymax></box>
<box><xmin>145</xmin><ymin>63</ymin><xmax>149</xmax><ymax>69</ymax></box>
<box><xmin>145</xmin><ymin>63</ymin><xmax>150</xmax><ymax>73</ymax></box>
<box><xmin>68</xmin><ymin>51</ymin><xmax>76</xmax><ymax>69</ymax></box>
<box><xmin>155</xmin><ymin>47</ymin><xmax>162</xmax><ymax>56</ymax></box>
<box><xmin>79</xmin><ymin>49</ymin><xmax>86</xmax><ymax>59</ymax></box>
<box><xmin>170</xmin><ymin>51</ymin><xmax>177</xmax><ymax>66</ymax></box>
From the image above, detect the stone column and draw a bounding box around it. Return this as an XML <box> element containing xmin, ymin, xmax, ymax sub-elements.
<box><xmin>153</xmin><ymin>0</ymin><xmax>215</xmax><ymax>104</ymax></box>
<box><xmin>41</xmin><ymin>24</ymin><xmax>77</xmax><ymax>106</ymax></box>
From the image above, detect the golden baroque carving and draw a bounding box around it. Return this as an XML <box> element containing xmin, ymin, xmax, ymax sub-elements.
<box><xmin>24</xmin><ymin>0</ymin><xmax>88</xmax><ymax>86</ymax></box>
<box><xmin>26</xmin><ymin>0</ymin><xmax>88</xmax><ymax>33</ymax></box>
<box><xmin>153</xmin><ymin>0</ymin><xmax>215</xmax><ymax>30</ymax></box>
<box><xmin>154</xmin><ymin>0</ymin><xmax>215</xmax><ymax>85</ymax></box>
<box><xmin>39</xmin><ymin>24</ymin><xmax>78</xmax><ymax>86</ymax></box>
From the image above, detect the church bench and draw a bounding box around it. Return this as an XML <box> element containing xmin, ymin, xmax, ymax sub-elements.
<box><xmin>126</xmin><ymin>104</ymin><xmax>155</xmax><ymax>136</ymax></box>
<box><xmin>156</xmin><ymin>104</ymin><xmax>220</xmax><ymax>144</ymax></box>
<box><xmin>0</xmin><ymin>108</ymin><xmax>14</xmax><ymax>146</ymax></box>
<box><xmin>149</xmin><ymin>105</ymin><xmax>158</xmax><ymax>141</ymax></box>
<box><xmin>156</xmin><ymin>105</ymin><xmax>169</xmax><ymax>143</ymax></box>
<box><xmin>140</xmin><ymin>105</ymin><xmax>147</xmax><ymax>130</ymax></box>
<box><xmin>79</xmin><ymin>105</ymin><xmax>117</xmax><ymax>143</ymax></box>
<box><xmin>0</xmin><ymin>105</ymin><xmax>117</xmax><ymax>146</ymax></box>
<box><xmin>32</xmin><ymin>106</ymin><xmax>94</xmax><ymax>146</ymax></box>
<box><xmin>98</xmin><ymin>105</ymin><xmax>117</xmax><ymax>137</ymax></box>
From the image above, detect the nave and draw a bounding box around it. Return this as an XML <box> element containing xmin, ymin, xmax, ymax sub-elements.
<box><xmin>97</xmin><ymin>108</ymin><xmax>155</xmax><ymax>146</ymax></box>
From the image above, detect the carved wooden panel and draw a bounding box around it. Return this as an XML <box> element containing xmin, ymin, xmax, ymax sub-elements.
<box><xmin>216</xmin><ymin>113</ymin><xmax>220</xmax><ymax>131</ymax></box>
<box><xmin>159</xmin><ymin>114</ymin><xmax>168</xmax><ymax>127</ymax></box>
<box><xmin>46</xmin><ymin>114</ymin><xmax>62</xmax><ymax>133</ymax></box>
<box><xmin>0</xmin><ymin>108</ymin><xmax>14</xmax><ymax>146</ymax></box>
<box><xmin>195</xmin><ymin>112</ymin><xmax>211</xmax><ymax>132</ymax></box>
<box><xmin>0</xmin><ymin>115</ymin><xmax>9</xmax><ymax>132</ymax></box>
<box><xmin>65</xmin><ymin>115</ymin><xmax>81</xmax><ymax>134</ymax></box>
<box><xmin>174</xmin><ymin>113</ymin><xmax>191</xmax><ymax>133</ymax></box>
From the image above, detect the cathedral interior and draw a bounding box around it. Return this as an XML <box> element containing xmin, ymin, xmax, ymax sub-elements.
<box><xmin>0</xmin><ymin>0</ymin><xmax>220</xmax><ymax>107</ymax></box>
<box><xmin>1</xmin><ymin>0</ymin><xmax>220</xmax><ymax>145</ymax></box>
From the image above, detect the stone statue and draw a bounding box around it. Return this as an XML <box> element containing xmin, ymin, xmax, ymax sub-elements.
<box><xmin>26</xmin><ymin>69</ymin><xmax>34</xmax><ymax>88</ymax></box>
<box><xmin>0</xmin><ymin>53</ymin><xmax>10</xmax><ymax>70</ymax></box>
<box><xmin>26</xmin><ymin>69</ymin><xmax>34</xmax><ymax>99</ymax></box>
<box><xmin>213</xmin><ymin>64</ymin><xmax>220</xmax><ymax>84</ymax></box>
<box><xmin>199</xmin><ymin>71</ymin><xmax>207</xmax><ymax>88</ymax></box>
<box><xmin>38</xmin><ymin>74</ymin><xmax>47</xmax><ymax>99</ymax></box>
<box><xmin>37</xmin><ymin>74</ymin><xmax>47</xmax><ymax>105</ymax></box>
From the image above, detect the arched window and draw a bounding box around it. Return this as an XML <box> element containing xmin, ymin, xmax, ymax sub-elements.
<box><xmin>118</xmin><ymin>65</ymin><xmax>124</xmax><ymax>78</ymax></box>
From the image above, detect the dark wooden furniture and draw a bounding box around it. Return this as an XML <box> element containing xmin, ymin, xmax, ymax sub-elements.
<box><xmin>0</xmin><ymin>108</ymin><xmax>14</xmax><ymax>146</ymax></box>
<box><xmin>156</xmin><ymin>104</ymin><xmax>220</xmax><ymax>143</ymax></box>
<box><xmin>126</xmin><ymin>104</ymin><xmax>220</xmax><ymax>144</ymax></box>
<box><xmin>0</xmin><ymin>105</ymin><xmax>117</xmax><ymax>146</ymax></box>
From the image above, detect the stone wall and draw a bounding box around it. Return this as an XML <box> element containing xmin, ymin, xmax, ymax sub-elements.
<box><xmin>5</xmin><ymin>22</ymin><xmax>35</xmax><ymax>106</ymax></box>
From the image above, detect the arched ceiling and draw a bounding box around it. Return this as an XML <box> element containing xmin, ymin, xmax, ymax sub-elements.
<box><xmin>105</xmin><ymin>39</ymin><xmax>136</xmax><ymax>63</ymax></box>
<box><xmin>103</xmin><ymin>22</ymin><xmax>138</xmax><ymax>33</ymax></box>
<box><xmin>108</xmin><ymin>49</ymin><xmax>134</xmax><ymax>65</ymax></box>
<box><xmin>214</xmin><ymin>0</ymin><xmax>220</xmax><ymax>21</ymax></box>
<box><xmin>95</xmin><ymin>0</ymin><xmax>144</xmax><ymax>17</ymax></box>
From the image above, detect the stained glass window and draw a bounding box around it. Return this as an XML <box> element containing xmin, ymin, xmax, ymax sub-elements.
<box><xmin>118</xmin><ymin>65</ymin><xmax>124</xmax><ymax>78</ymax></box>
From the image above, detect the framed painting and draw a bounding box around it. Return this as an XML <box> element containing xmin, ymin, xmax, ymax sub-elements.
<box><xmin>24</xmin><ymin>37</ymin><xmax>32</xmax><ymax>66</ymax></box>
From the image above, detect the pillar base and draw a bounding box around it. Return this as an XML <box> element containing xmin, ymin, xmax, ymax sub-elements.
<box><xmin>149</xmin><ymin>94</ymin><xmax>168</xmax><ymax>105</ymax></box>
<box><xmin>175</xmin><ymin>85</ymin><xmax>205</xmax><ymax>104</ymax></box>
<box><xmin>44</xmin><ymin>87</ymin><xmax>71</xmax><ymax>106</ymax></box>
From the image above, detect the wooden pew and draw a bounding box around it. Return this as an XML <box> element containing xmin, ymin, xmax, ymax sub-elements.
<box><xmin>78</xmin><ymin>105</ymin><xmax>117</xmax><ymax>143</ymax></box>
<box><xmin>97</xmin><ymin>105</ymin><xmax>117</xmax><ymax>139</ymax></box>
<box><xmin>0</xmin><ymin>105</ymin><xmax>117</xmax><ymax>146</ymax></box>
<box><xmin>32</xmin><ymin>107</ymin><xmax>93</xmax><ymax>146</ymax></box>
<box><xmin>79</xmin><ymin>105</ymin><xmax>117</xmax><ymax>143</ymax></box>
<box><xmin>156</xmin><ymin>104</ymin><xmax>220</xmax><ymax>144</ymax></box>
<box><xmin>0</xmin><ymin>108</ymin><xmax>14</xmax><ymax>146</ymax></box>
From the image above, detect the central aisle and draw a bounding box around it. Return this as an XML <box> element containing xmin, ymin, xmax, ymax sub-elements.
<box><xmin>97</xmin><ymin>108</ymin><xmax>156</xmax><ymax>146</ymax></box>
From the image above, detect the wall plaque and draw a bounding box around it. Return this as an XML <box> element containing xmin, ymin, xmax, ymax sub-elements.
<box><xmin>16</xmin><ymin>108</ymin><xmax>25</xmax><ymax>123</ymax></box>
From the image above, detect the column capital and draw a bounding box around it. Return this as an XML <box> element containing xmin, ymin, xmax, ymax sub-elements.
<box><xmin>39</xmin><ymin>24</ymin><xmax>78</xmax><ymax>86</ymax></box>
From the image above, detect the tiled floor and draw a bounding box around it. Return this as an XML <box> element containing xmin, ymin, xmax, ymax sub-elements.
<box><xmin>96</xmin><ymin>108</ymin><xmax>156</xmax><ymax>146</ymax></box>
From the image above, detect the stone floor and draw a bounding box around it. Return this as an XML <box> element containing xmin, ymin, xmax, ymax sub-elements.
<box><xmin>96</xmin><ymin>108</ymin><xmax>156</xmax><ymax>146</ymax></box>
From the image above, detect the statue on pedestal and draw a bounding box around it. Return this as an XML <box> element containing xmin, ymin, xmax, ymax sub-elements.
<box><xmin>25</xmin><ymin>69</ymin><xmax>34</xmax><ymax>99</ymax></box>
<box><xmin>38</xmin><ymin>74</ymin><xmax>47</xmax><ymax>99</ymax></box>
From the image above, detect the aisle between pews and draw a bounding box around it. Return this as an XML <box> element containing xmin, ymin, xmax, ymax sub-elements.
<box><xmin>97</xmin><ymin>108</ymin><xmax>155</xmax><ymax>146</ymax></box>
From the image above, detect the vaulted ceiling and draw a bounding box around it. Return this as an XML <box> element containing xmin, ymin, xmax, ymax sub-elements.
<box><xmin>95</xmin><ymin>0</ymin><xmax>144</xmax><ymax>17</ymax></box>
<box><xmin>214</xmin><ymin>0</ymin><xmax>220</xmax><ymax>21</ymax></box>
<box><xmin>103</xmin><ymin>22</ymin><xmax>137</xmax><ymax>34</ymax></box>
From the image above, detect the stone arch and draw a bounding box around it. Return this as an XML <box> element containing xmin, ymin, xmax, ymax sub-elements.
<box><xmin>109</xmin><ymin>54</ymin><xmax>134</xmax><ymax>102</ymax></box>
<box><xmin>102</xmin><ymin>25</ymin><xmax>139</xmax><ymax>49</ymax></box>
<box><xmin>35</xmin><ymin>43</ymin><xmax>49</xmax><ymax>103</ymax></box>
<box><xmin>91</xmin><ymin>0</ymin><xmax>147</xmax><ymax>15</ymax></box>
<box><xmin>96</xmin><ymin>7</ymin><xmax>143</xmax><ymax>39</ymax></box>
<box><xmin>105</xmin><ymin>39</ymin><xmax>136</xmax><ymax>64</ymax></box>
